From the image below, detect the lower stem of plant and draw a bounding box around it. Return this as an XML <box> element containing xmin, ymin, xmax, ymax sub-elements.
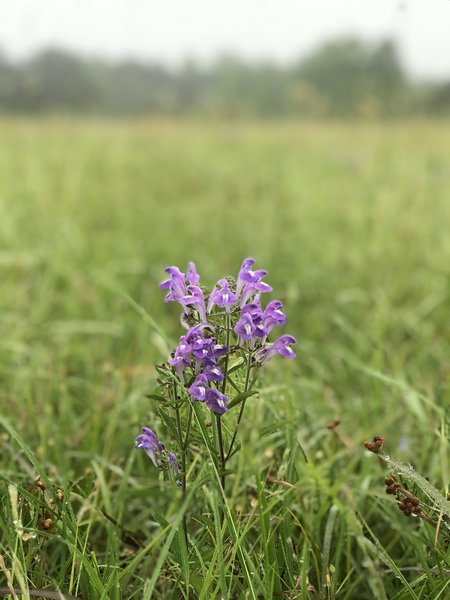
<box><xmin>175</xmin><ymin>402</ymin><xmax>188</xmax><ymax>546</ymax></box>
<box><xmin>216</xmin><ymin>415</ymin><xmax>226</xmax><ymax>493</ymax></box>
<box><xmin>225</xmin><ymin>350</ymin><xmax>254</xmax><ymax>462</ymax></box>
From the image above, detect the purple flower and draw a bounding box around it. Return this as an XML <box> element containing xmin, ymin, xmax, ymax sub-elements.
<box><xmin>185</xmin><ymin>323</ymin><xmax>211</xmax><ymax>342</ymax></box>
<box><xmin>135</xmin><ymin>427</ymin><xmax>165</xmax><ymax>467</ymax></box>
<box><xmin>180</xmin><ymin>285</ymin><xmax>207</xmax><ymax>323</ymax></box>
<box><xmin>208</xmin><ymin>278</ymin><xmax>238</xmax><ymax>313</ymax></box>
<box><xmin>135</xmin><ymin>427</ymin><xmax>179</xmax><ymax>476</ymax></box>
<box><xmin>255</xmin><ymin>335</ymin><xmax>297</xmax><ymax>363</ymax></box>
<box><xmin>262</xmin><ymin>300</ymin><xmax>286</xmax><ymax>335</ymax></box>
<box><xmin>188</xmin><ymin>375</ymin><xmax>229</xmax><ymax>414</ymax></box>
<box><xmin>236</xmin><ymin>258</ymin><xmax>272</xmax><ymax>306</ymax></box>
<box><xmin>234</xmin><ymin>300</ymin><xmax>265</xmax><ymax>345</ymax></box>
<box><xmin>160</xmin><ymin>266</ymin><xmax>187</xmax><ymax>304</ymax></box>
<box><xmin>234</xmin><ymin>313</ymin><xmax>256</xmax><ymax>342</ymax></box>
<box><xmin>188</xmin><ymin>374</ymin><xmax>209</xmax><ymax>401</ymax></box>
<box><xmin>168</xmin><ymin>335</ymin><xmax>193</xmax><ymax>380</ymax></box>
<box><xmin>203</xmin><ymin>363</ymin><xmax>224</xmax><ymax>382</ymax></box>
<box><xmin>205</xmin><ymin>388</ymin><xmax>229</xmax><ymax>414</ymax></box>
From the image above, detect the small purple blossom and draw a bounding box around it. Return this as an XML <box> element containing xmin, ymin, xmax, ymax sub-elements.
<box><xmin>135</xmin><ymin>427</ymin><xmax>179</xmax><ymax>476</ymax></box>
<box><xmin>180</xmin><ymin>285</ymin><xmax>207</xmax><ymax>323</ymax></box>
<box><xmin>205</xmin><ymin>388</ymin><xmax>229</xmax><ymax>415</ymax></box>
<box><xmin>234</xmin><ymin>300</ymin><xmax>265</xmax><ymax>345</ymax></box>
<box><xmin>255</xmin><ymin>335</ymin><xmax>297</xmax><ymax>363</ymax></box>
<box><xmin>208</xmin><ymin>278</ymin><xmax>238</xmax><ymax>313</ymax></box>
<box><xmin>159</xmin><ymin>266</ymin><xmax>187</xmax><ymax>304</ymax></box>
<box><xmin>188</xmin><ymin>374</ymin><xmax>209</xmax><ymax>401</ymax></box>
<box><xmin>188</xmin><ymin>375</ymin><xmax>229</xmax><ymax>414</ymax></box>
<box><xmin>202</xmin><ymin>363</ymin><xmax>224</xmax><ymax>382</ymax></box>
<box><xmin>236</xmin><ymin>258</ymin><xmax>273</xmax><ymax>306</ymax></box>
<box><xmin>262</xmin><ymin>300</ymin><xmax>286</xmax><ymax>335</ymax></box>
<box><xmin>234</xmin><ymin>313</ymin><xmax>256</xmax><ymax>342</ymax></box>
<box><xmin>135</xmin><ymin>427</ymin><xmax>165</xmax><ymax>467</ymax></box>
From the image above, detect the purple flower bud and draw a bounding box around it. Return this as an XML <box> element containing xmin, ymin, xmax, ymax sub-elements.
<box><xmin>205</xmin><ymin>388</ymin><xmax>229</xmax><ymax>415</ymax></box>
<box><xmin>135</xmin><ymin>427</ymin><xmax>165</xmax><ymax>467</ymax></box>
<box><xmin>208</xmin><ymin>278</ymin><xmax>238</xmax><ymax>313</ymax></box>
<box><xmin>186</xmin><ymin>262</ymin><xmax>200</xmax><ymax>285</ymax></box>
<box><xmin>255</xmin><ymin>335</ymin><xmax>297</xmax><ymax>363</ymax></box>
<box><xmin>168</xmin><ymin>452</ymin><xmax>179</xmax><ymax>476</ymax></box>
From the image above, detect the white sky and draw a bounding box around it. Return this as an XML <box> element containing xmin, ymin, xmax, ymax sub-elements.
<box><xmin>0</xmin><ymin>0</ymin><xmax>449</xmax><ymax>80</ymax></box>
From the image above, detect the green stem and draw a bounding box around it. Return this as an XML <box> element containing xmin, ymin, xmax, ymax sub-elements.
<box><xmin>217</xmin><ymin>415</ymin><xmax>226</xmax><ymax>492</ymax></box>
<box><xmin>183</xmin><ymin>404</ymin><xmax>193</xmax><ymax>451</ymax></box>
<box><xmin>225</xmin><ymin>349</ymin><xmax>253</xmax><ymax>462</ymax></box>
<box><xmin>221</xmin><ymin>312</ymin><xmax>231</xmax><ymax>396</ymax></box>
<box><xmin>218</xmin><ymin>312</ymin><xmax>231</xmax><ymax>493</ymax></box>
<box><xmin>174</xmin><ymin>394</ymin><xmax>188</xmax><ymax>546</ymax></box>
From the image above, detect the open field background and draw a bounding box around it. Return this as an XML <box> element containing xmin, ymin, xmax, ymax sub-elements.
<box><xmin>0</xmin><ymin>119</ymin><xmax>449</xmax><ymax>598</ymax></box>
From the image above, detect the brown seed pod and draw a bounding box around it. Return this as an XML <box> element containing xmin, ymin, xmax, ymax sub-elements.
<box><xmin>41</xmin><ymin>518</ymin><xmax>53</xmax><ymax>530</ymax></box>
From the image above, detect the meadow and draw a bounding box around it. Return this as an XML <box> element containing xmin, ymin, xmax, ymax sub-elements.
<box><xmin>0</xmin><ymin>118</ymin><xmax>449</xmax><ymax>599</ymax></box>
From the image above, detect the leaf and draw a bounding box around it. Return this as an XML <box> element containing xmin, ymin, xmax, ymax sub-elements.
<box><xmin>227</xmin><ymin>390</ymin><xmax>258</xmax><ymax>410</ymax></box>
<box><xmin>144</xmin><ymin>394</ymin><xmax>169</xmax><ymax>403</ymax></box>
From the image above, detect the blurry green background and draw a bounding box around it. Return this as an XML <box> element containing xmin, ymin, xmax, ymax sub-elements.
<box><xmin>1</xmin><ymin>117</ymin><xmax>449</xmax><ymax>460</ymax></box>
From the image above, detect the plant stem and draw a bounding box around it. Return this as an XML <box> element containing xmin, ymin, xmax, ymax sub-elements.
<box><xmin>174</xmin><ymin>394</ymin><xmax>188</xmax><ymax>546</ymax></box>
<box><xmin>217</xmin><ymin>414</ymin><xmax>226</xmax><ymax>492</ymax></box>
<box><xmin>218</xmin><ymin>312</ymin><xmax>231</xmax><ymax>493</ymax></box>
<box><xmin>225</xmin><ymin>349</ymin><xmax>253</xmax><ymax>462</ymax></box>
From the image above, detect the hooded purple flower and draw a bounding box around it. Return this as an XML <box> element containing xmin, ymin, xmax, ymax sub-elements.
<box><xmin>188</xmin><ymin>375</ymin><xmax>228</xmax><ymax>414</ymax></box>
<box><xmin>262</xmin><ymin>300</ymin><xmax>286</xmax><ymax>336</ymax></box>
<box><xmin>205</xmin><ymin>388</ymin><xmax>229</xmax><ymax>415</ymax></box>
<box><xmin>208</xmin><ymin>278</ymin><xmax>238</xmax><ymax>313</ymax></box>
<box><xmin>180</xmin><ymin>285</ymin><xmax>207</xmax><ymax>323</ymax></box>
<box><xmin>159</xmin><ymin>266</ymin><xmax>188</xmax><ymax>304</ymax></box>
<box><xmin>255</xmin><ymin>335</ymin><xmax>297</xmax><ymax>363</ymax></box>
<box><xmin>236</xmin><ymin>258</ymin><xmax>273</xmax><ymax>306</ymax></box>
<box><xmin>234</xmin><ymin>300</ymin><xmax>265</xmax><ymax>345</ymax></box>
<box><xmin>202</xmin><ymin>363</ymin><xmax>224</xmax><ymax>382</ymax></box>
<box><xmin>135</xmin><ymin>427</ymin><xmax>179</xmax><ymax>476</ymax></box>
<box><xmin>188</xmin><ymin>374</ymin><xmax>209</xmax><ymax>401</ymax></box>
<box><xmin>135</xmin><ymin>427</ymin><xmax>165</xmax><ymax>467</ymax></box>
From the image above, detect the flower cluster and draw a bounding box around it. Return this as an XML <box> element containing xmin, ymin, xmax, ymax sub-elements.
<box><xmin>160</xmin><ymin>258</ymin><xmax>297</xmax><ymax>415</ymax></box>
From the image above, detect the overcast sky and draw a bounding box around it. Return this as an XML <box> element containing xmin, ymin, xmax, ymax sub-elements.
<box><xmin>1</xmin><ymin>0</ymin><xmax>449</xmax><ymax>80</ymax></box>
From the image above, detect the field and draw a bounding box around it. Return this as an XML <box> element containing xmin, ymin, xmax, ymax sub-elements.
<box><xmin>0</xmin><ymin>118</ymin><xmax>449</xmax><ymax>599</ymax></box>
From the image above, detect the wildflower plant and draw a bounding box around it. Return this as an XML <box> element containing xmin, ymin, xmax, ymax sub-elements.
<box><xmin>135</xmin><ymin>258</ymin><xmax>296</xmax><ymax>539</ymax></box>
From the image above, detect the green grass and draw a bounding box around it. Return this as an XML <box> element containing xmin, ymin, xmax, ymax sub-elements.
<box><xmin>0</xmin><ymin>118</ymin><xmax>449</xmax><ymax>598</ymax></box>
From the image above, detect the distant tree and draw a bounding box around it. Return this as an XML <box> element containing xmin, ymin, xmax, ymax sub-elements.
<box><xmin>0</xmin><ymin>37</ymin><xmax>442</xmax><ymax>118</ymax></box>
<box><xmin>24</xmin><ymin>49</ymin><xmax>100</xmax><ymax>112</ymax></box>
<box><xmin>292</xmin><ymin>38</ymin><xmax>407</xmax><ymax>117</ymax></box>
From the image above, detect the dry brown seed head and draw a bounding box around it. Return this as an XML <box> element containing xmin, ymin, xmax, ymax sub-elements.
<box><xmin>41</xmin><ymin>518</ymin><xmax>53</xmax><ymax>530</ymax></box>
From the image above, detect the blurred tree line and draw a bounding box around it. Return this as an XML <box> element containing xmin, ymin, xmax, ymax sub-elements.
<box><xmin>0</xmin><ymin>37</ymin><xmax>448</xmax><ymax>118</ymax></box>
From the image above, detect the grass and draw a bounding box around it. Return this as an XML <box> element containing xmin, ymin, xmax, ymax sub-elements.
<box><xmin>0</xmin><ymin>117</ymin><xmax>449</xmax><ymax>598</ymax></box>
